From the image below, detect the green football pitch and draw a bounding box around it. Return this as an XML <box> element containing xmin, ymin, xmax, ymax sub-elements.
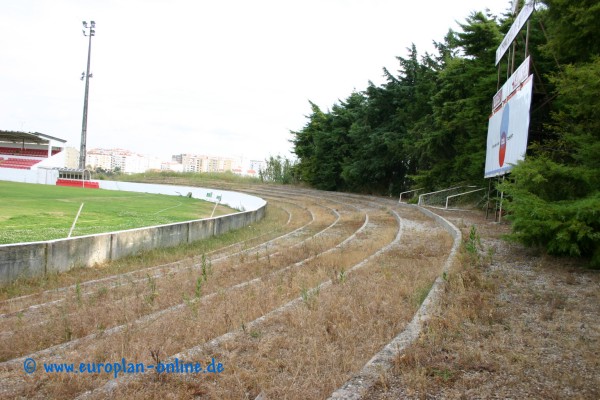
<box><xmin>0</xmin><ymin>181</ymin><xmax>234</xmax><ymax>244</ymax></box>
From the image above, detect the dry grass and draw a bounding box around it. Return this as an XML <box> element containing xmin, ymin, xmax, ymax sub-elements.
<box><xmin>368</xmin><ymin>211</ymin><xmax>600</xmax><ymax>399</ymax></box>
<box><xmin>0</xmin><ymin>201</ymin><xmax>297</xmax><ymax>302</ymax></box>
<box><xmin>0</xmin><ymin>200</ymin><xmax>350</xmax><ymax>361</ymax></box>
<box><xmin>0</xmin><ymin>189</ymin><xmax>457</xmax><ymax>399</ymax></box>
<box><xmin>1</xmin><ymin>209</ymin><xmax>369</xmax><ymax>397</ymax></box>
<box><xmin>0</xmin><ymin>193</ymin><xmax>364</xmax><ymax>394</ymax></box>
<box><xmin>102</xmin><ymin>211</ymin><xmax>452</xmax><ymax>399</ymax></box>
<box><xmin>0</xmin><ymin>198</ymin><xmax>319</xmax><ymax>314</ymax></box>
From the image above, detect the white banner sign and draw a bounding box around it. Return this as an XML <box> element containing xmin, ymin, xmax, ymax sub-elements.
<box><xmin>485</xmin><ymin>75</ymin><xmax>533</xmax><ymax>178</ymax></box>
<box><xmin>492</xmin><ymin>56</ymin><xmax>530</xmax><ymax>110</ymax></box>
<box><xmin>495</xmin><ymin>1</ymin><xmax>535</xmax><ymax>65</ymax></box>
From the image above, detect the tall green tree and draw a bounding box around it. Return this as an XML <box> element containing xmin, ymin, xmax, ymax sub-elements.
<box><xmin>260</xmin><ymin>155</ymin><xmax>298</xmax><ymax>184</ymax></box>
<box><xmin>289</xmin><ymin>0</ymin><xmax>599</xmax><ymax>265</ymax></box>
<box><xmin>291</xmin><ymin>101</ymin><xmax>328</xmax><ymax>187</ymax></box>
<box><xmin>540</xmin><ymin>0</ymin><xmax>600</xmax><ymax>64</ymax></box>
<box><xmin>499</xmin><ymin>0</ymin><xmax>600</xmax><ymax>267</ymax></box>
<box><xmin>501</xmin><ymin>57</ymin><xmax>600</xmax><ymax>267</ymax></box>
<box><xmin>412</xmin><ymin>12</ymin><xmax>501</xmax><ymax>188</ymax></box>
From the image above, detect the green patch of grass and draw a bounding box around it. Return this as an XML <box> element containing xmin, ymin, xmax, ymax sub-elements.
<box><xmin>414</xmin><ymin>283</ymin><xmax>433</xmax><ymax>306</ymax></box>
<box><xmin>116</xmin><ymin>170</ymin><xmax>262</xmax><ymax>186</ymax></box>
<box><xmin>0</xmin><ymin>204</ymin><xmax>285</xmax><ymax>299</ymax></box>
<box><xmin>0</xmin><ymin>181</ymin><xmax>235</xmax><ymax>244</ymax></box>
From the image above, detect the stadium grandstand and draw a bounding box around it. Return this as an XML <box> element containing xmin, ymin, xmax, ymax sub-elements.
<box><xmin>0</xmin><ymin>130</ymin><xmax>97</xmax><ymax>187</ymax></box>
<box><xmin>0</xmin><ymin>130</ymin><xmax>65</xmax><ymax>169</ymax></box>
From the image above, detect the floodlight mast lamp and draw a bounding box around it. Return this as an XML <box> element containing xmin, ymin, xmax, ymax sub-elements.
<box><xmin>79</xmin><ymin>20</ymin><xmax>95</xmax><ymax>170</ymax></box>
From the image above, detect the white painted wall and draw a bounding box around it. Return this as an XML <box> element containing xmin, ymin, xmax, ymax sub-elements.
<box><xmin>98</xmin><ymin>180</ymin><xmax>265</xmax><ymax>212</ymax></box>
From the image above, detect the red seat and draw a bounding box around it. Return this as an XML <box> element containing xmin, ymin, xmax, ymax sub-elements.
<box><xmin>0</xmin><ymin>147</ymin><xmax>61</xmax><ymax>158</ymax></box>
<box><xmin>0</xmin><ymin>157</ymin><xmax>41</xmax><ymax>169</ymax></box>
<box><xmin>56</xmin><ymin>179</ymin><xmax>100</xmax><ymax>189</ymax></box>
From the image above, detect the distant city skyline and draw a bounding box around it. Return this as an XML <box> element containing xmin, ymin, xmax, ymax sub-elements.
<box><xmin>84</xmin><ymin>146</ymin><xmax>265</xmax><ymax>176</ymax></box>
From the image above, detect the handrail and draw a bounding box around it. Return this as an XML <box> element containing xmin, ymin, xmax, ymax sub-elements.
<box><xmin>418</xmin><ymin>185</ymin><xmax>475</xmax><ymax>205</ymax></box>
<box><xmin>444</xmin><ymin>188</ymin><xmax>485</xmax><ymax>209</ymax></box>
<box><xmin>398</xmin><ymin>188</ymin><xmax>423</xmax><ymax>203</ymax></box>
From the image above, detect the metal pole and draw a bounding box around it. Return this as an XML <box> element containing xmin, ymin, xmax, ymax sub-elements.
<box><xmin>497</xmin><ymin>64</ymin><xmax>501</xmax><ymax>91</ymax></box>
<box><xmin>486</xmin><ymin>179</ymin><xmax>492</xmax><ymax>220</ymax></box>
<box><xmin>506</xmin><ymin>46</ymin><xmax>511</xmax><ymax>79</ymax></box>
<box><xmin>508</xmin><ymin>1</ymin><xmax>520</xmax><ymax>78</ymax></box>
<box><xmin>511</xmin><ymin>42</ymin><xmax>516</xmax><ymax>75</ymax></box>
<box><xmin>79</xmin><ymin>22</ymin><xmax>95</xmax><ymax>170</ymax></box>
<box><xmin>498</xmin><ymin>175</ymin><xmax>505</xmax><ymax>223</ymax></box>
<box><xmin>524</xmin><ymin>20</ymin><xmax>530</xmax><ymax>58</ymax></box>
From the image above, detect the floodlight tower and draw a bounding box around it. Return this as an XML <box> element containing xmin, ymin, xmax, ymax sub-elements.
<box><xmin>79</xmin><ymin>20</ymin><xmax>95</xmax><ymax>170</ymax></box>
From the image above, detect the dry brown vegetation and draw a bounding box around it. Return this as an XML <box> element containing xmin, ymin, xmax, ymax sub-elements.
<box><xmin>4</xmin><ymin>182</ymin><xmax>596</xmax><ymax>399</ymax></box>
<box><xmin>0</xmin><ymin>184</ymin><xmax>455</xmax><ymax>399</ymax></box>
<box><xmin>0</xmin><ymin>200</ymin><xmax>298</xmax><ymax>302</ymax></box>
<box><xmin>368</xmin><ymin>210</ymin><xmax>600</xmax><ymax>399</ymax></box>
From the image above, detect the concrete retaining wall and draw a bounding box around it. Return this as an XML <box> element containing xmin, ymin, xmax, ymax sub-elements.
<box><xmin>0</xmin><ymin>183</ymin><xmax>266</xmax><ymax>285</ymax></box>
<box><xmin>0</xmin><ymin>243</ymin><xmax>47</xmax><ymax>283</ymax></box>
<box><xmin>97</xmin><ymin>180</ymin><xmax>266</xmax><ymax>212</ymax></box>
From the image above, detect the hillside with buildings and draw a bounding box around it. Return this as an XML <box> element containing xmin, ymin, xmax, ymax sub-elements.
<box><xmin>86</xmin><ymin>148</ymin><xmax>264</xmax><ymax>177</ymax></box>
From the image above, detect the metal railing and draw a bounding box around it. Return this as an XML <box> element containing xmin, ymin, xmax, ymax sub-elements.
<box><xmin>418</xmin><ymin>186</ymin><xmax>470</xmax><ymax>206</ymax></box>
<box><xmin>445</xmin><ymin>188</ymin><xmax>485</xmax><ymax>209</ymax></box>
<box><xmin>398</xmin><ymin>188</ymin><xmax>423</xmax><ymax>203</ymax></box>
<box><xmin>418</xmin><ymin>185</ymin><xmax>484</xmax><ymax>209</ymax></box>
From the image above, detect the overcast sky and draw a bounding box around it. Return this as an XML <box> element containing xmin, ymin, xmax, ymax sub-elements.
<box><xmin>0</xmin><ymin>0</ymin><xmax>511</xmax><ymax>162</ymax></box>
